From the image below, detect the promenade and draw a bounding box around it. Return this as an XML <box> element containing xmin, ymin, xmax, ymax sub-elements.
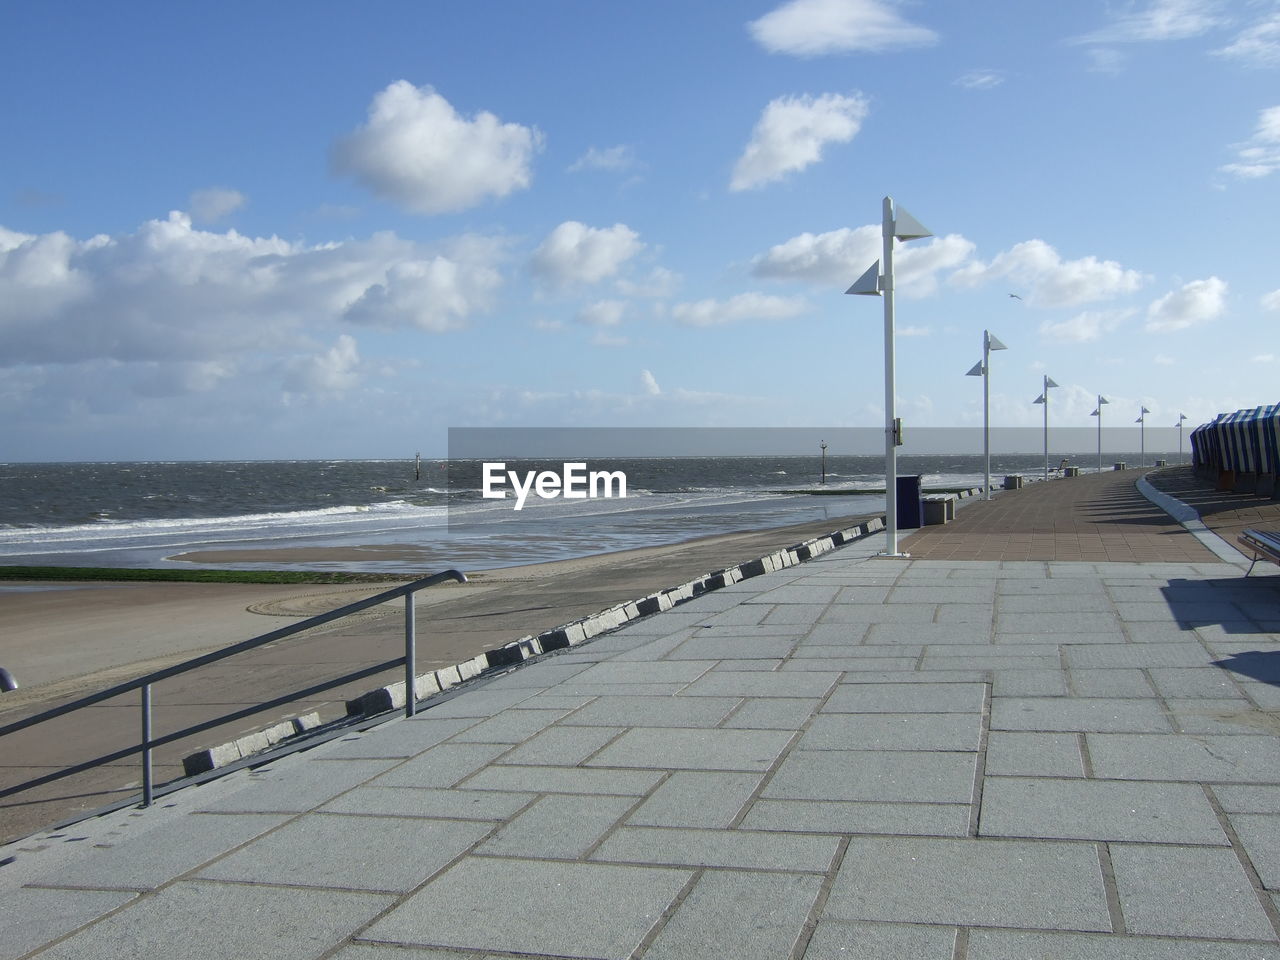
<box><xmin>3</xmin><ymin>467</ymin><xmax>1280</xmax><ymax>959</ymax></box>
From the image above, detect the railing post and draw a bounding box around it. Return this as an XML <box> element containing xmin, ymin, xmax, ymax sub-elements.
<box><xmin>140</xmin><ymin>683</ymin><xmax>153</xmax><ymax>807</ymax></box>
<box><xmin>404</xmin><ymin>593</ymin><xmax>417</xmax><ymax>718</ymax></box>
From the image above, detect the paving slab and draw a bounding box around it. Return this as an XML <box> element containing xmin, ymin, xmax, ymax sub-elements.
<box><xmin>559</xmin><ymin>694</ymin><xmax>740</xmax><ymax>728</ymax></box>
<box><xmin>1229</xmin><ymin>814</ymin><xmax>1280</xmax><ymax>890</ymax></box>
<box><xmin>991</xmin><ymin>697</ymin><xmax>1173</xmax><ymax>733</ymax></box>
<box><xmin>823</xmin><ymin>681</ymin><xmax>986</xmax><ymax>713</ymax></box>
<box><xmin>1087</xmin><ymin>733</ymin><xmax>1280</xmax><ymax>782</ymax></box>
<box><xmin>592</xmin><ymin>825</ymin><xmax>840</xmax><ymax>872</ymax></box>
<box><xmin>803</xmin><ymin>920</ymin><xmax>958</xmax><ymax>960</ymax></box>
<box><xmin>585</xmin><ymin>727</ymin><xmax>794</xmax><ymax>772</ymax></box>
<box><xmin>966</xmin><ymin>929</ymin><xmax>1280</xmax><ymax>959</ymax></box>
<box><xmin>319</xmin><ymin>785</ymin><xmax>535</xmax><ymax>821</ymax></box>
<box><xmin>763</xmin><ymin>750</ymin><xmax>977</xmax><ymax>803</ymax></box>
<box><xmin>627</xmin><ymin>771</ymin><xmax>763</xmax><ymax>828</ymax></box>
<box><xmin>740</xmin><ymin>798</ymin><xmax>970</xmax><ymax>837</ymax></box>
<box><xmin>476</xmin><ymin>793</ymin><xmax>634</xmax><ymax>859</ymax></box>
<box><xmin>0</xmin><ymin>888</ymin><xmax>136</xmax><ymax>960</ymax></box>
<box><xmin>984</xmin><ymin>731</ymin><xmax>1085</xmax><ymax>778</ymax></box>
<box><xmin>801</xmin><ymin>712</ymin><xmax>982</xmax><ymax>752</ymax></box>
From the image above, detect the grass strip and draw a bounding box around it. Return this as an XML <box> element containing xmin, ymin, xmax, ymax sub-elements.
<box><xmin>0</xmin><ymin>566</ymin><xmax>413</xmax><ymax>585</ymax></box>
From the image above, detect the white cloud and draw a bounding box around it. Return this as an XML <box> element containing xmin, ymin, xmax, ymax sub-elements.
<box><xmin>640</xmin><ymin>369</ymin><xmax>661</xmax><ymax>395</ymax></box>
<box><xmin>1038</xmin><ymin>309</ymin><xmax>1133</xmax><ymax>342</ymax></box>
<box><xmin>1145</xmin><ymin>276</ymin><xmax>1227</xmax><ymax>331</ymax></box>
<box><xmin>189</xmin><ymin>187</ymin><xmax>245</xmax><ymax>223</ymax></box>
<box><xmin>617</xmin><ymin>266</ymin><xmax>680</xmax><ymax>299</ymax></box>
<box><xmin>529</xmin><ymin>221</ymin><xmax>643</xmax><ymax>289</ymax></box>
<box><xmin>1220</xmin><ymin>104</ymin><xmax>1280</xmax><ymax>179</ymax></box>
<box><xmin>284</xmin><ymin>335</ymin><xmax>361</xmax><ymax>395</ymax></box>
<box><xmin>952</xmin><ymin>239</ymin><xmax>1148</xmax><ymax>307</ymax></box>
<box><xmin>0</xmin><ymin>212</ymin><xmax>504</xmax><ymax>373</ymax></box>
<box><xmin>954</xmin><ymin>70</ymin><xmax>1005</xmax><ymax>90</ymax></box>
<box><xmin>1154</xmin><ymin>353</ymin><xmax>1176</xmax><ymax>365</ymax></box>
<box><xmin>576</xmin><ymin>299</ymin><xmax>627</xmax><ymax>327</ymax></box>
<box><xmin>1262</xmin><ymin>289</ymin><xmax>1280</xmax><ymax>311</ymax></box>
<box><xmin>1254</xmin><ymin>353</ymin><xmax>1276</xmax><ymax>363</ymax></box>
<box><xmin>332</xmin><ymin>80</ymin><xmax>542</xmax><ymax>214</ymax></box>
<box><xmin>730</xmin><ymin>93</ymin><xmax>869</xmax><ymax>191</ymax></box>
<box><xmin>671</xmin><ymin>292</ymin><xmax>809</xmax><ymax>326</ymax></box>
<box><xmin>589</xmin><ymin>331</ymin><xmax>629</xmax><ymax>348</ymax></box>
<box><xmin>1213</xmin><ymin>12</ymin><xmax>1280</xmax><ymax>66</ymax></box>
<box><xmin>750</xmin><ymin>226</ymin><xmax>974</xmax><ymax>296</ymax></box>
<box><xmin>748</xmin><ymin>0</ymin><xmax>939</xmax><ymax>56</ymax></box>
<box><xmin>1071</xmin><ymin>0</ymin><xmax>1227</xmax><ymax>44</ymax></box>
<box><xmin>568</xmin><ymin>145</ymin><xmax>636</xmax><ymax>173</ymax></box>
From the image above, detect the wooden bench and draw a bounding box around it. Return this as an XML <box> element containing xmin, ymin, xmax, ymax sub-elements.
<box><xmin>1238</xmin><ymin>529</ymin><xmax>1280</xmax><ymax>576</ymax></box>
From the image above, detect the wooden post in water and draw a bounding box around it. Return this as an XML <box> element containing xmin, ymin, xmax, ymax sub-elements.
<box><xmin>414</xmin><ymin>452</ymin><xmax>421</xmax><ymax>482</ymax></box>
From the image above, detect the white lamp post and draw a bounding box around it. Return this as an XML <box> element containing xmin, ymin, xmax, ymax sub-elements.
<box><xmin>966</xmin><ymin>330</ymin><xmax>1008</xmax><ymax>500</ymax></box>
<box><xmin>1090</xmin><ymin>395</ymin><xmax>1110</xmax><ymax>473</ymax></box>
<box><xmin>1136</xmin><ymin>406</ymin><xmax>1150</xmax><ymax>467</ymax></box>
<box><xmin>846</xmin><ymin>196</ymin><xmax>933</xmax><ymax>557</ymax></box>
<box><xmin>820</xmin><ymin>440</ymin><xmax>827</xmax><ymax>484</ymax></box>
<box><xmin>1177</xmin><ymin>412</ymin><xmax>1187</xmax><ymax>463</ymax></box>
<box><xmin>1032</xmin><ymin>374</ymin><xmax>1059</xmax><ymax>480</ymax></box>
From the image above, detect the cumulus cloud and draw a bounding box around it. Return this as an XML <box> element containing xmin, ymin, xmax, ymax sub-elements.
<box><xmin>1038</xmin><ymin>308</ymin><xmax>1134</xmax><ymax>342</ymax></box>
<box><xmin>529</xmin><ymin>221</ymin><xmax>643</xmax><ymax>289</ymax></box>
<box><xmin>1145</xmin><ymin>276</ymin><xmax>1227</xmax><ymax>331</ymax></box>
<box><xmin>617</xmin><ymin>266</ymin><xmax>680</xmax><ymax>299</ymax></box>
<box><xmin>576</xmin><ymin>300</ymin><xmax>627</xmax><ymax>327</ymax></box>
<box><xmin>1262</xmin><ymin>289</ymin><xmax>1280</xmax><ymax>311</ymax></box>
<box><xmin>332</xmin><ymin>80</ymin><xmax>542</xmax><ymax>214</ymax></box>
<box><xmin>568</xmin><ymin>145</ymin><xmax>637</xmax><ymax>173</ymax></box>
<box><xmin>1214</xmin><ymin>11</ymin><xmax>1280</xmax><ymax>66</ymax></box>
<box><xmin>750</xmin><ymin>226</ymin><xmax>974</xmax><ymax>297</ymax></box>
<box><xmin>951</xmin><ymin>239</ymin><xmax>1148</xmax><ymax>307</ymax></box>
<box><xmin>748</xmin><ymin>0</ymin><xmax>939</xmax><ymax>56</ymax></box>
<box><xmin>731</xmin><ymin>93</ymin><xmax>869</xmax><ymax>191</ymax></box>
<box><xmin>189</xmin><ymin>187</ymin><xmax>246</xmax><ymax>223</ymax></box>
<box><xmin>671</xmin><ymin>292</ymin><xmax>809</xmax><ymax>326</ymax></box>
<box><xmin>1071</xmin><ymin>0</ymin><xmax>1227</xmax><ymax>44</ymax></box>
<box><xmin>1220</xmin><ymin>104</ymin><xmax>1280</xmax><ymax>179</ymax></box>
<box><xmin>284</xmin><ymin>335</ymin><xmax>361</xmax><ymax>395</ymax></box>
<box><xmin>640</xmin><ymin>369</ymin><xmax>661</xmax><ymax>395</ymax></box>
<box><xmin>0</xmin><ymin>212</ymin><xmax>505</xmax><ymax>372</ymax></box>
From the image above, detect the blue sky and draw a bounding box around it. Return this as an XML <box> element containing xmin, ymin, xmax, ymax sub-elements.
<box><xmin>2</xmin><ymin>0</ymin><xmax>1277</xmax><ymax>460</ymax></box>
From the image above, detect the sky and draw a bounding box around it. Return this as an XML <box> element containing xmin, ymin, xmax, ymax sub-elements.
<box><xmin>1</xmin><ymin>0</ymin><xmax>1277</xmax><ymax>461</ymax></box>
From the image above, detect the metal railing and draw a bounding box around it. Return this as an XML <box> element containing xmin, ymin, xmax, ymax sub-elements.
<box><xmin>0</xmin><ymin>568</ymin><xmax>466</xmax><ymax>808</ymax></box>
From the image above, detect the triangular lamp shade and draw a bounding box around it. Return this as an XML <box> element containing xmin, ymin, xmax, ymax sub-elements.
<box><xmin>1044</xmin><ymin>377</ymin><xmax>1059</xmax><ymax>388</ymax></box>
<box><xmin>1034</xmin><ymin>395</ymin><xmax>1046</xmax><ymax>404</ymax></box>
<box><xmin>892</xmin><ymin>205</ymin><xmax>932</xmax><ymax>241</ymax></box>
<box><xmin>987</xmin><ymin>333</ymin><xmax>1007</xmax><ymax>351</ymax></box>
<box><xmin>966</xmin><ymin>362</ymin><xmax>984</xmax><ymax>377</ymax></box>
<box><xmin>845</xmin><ymin>261</ymin><xmax>882</xmax><ymax>296</ymax></box>
<box><xmin>1099</xmin><ymin>396</ymin><xmax>1110</xmax><ymax>405</ymax></box>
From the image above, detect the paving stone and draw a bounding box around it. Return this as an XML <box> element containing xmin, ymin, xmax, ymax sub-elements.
<box><xmin>1229</xmin><ymin>814</ymin><xmax>1280</xmax><ymax>890</ymax></box>
<box><xmin>477</xmin><ymin>793</ymin><xmax>634</xmax><ymax>859</ymax></box>
<box><xmin>800</xmin><ymin>623</ymin><xmax>872</xmax><ymax>644</ymax></box>
<box><xmin>935</xmin><ymin>603</ymin><xmax>996</xmax><ymax>623</ymax></box>
<box><xmin>702</xmin><ymin>604</ymin><xmax>771</xmax><ymax>625</ymax></box>
<box><xmin>824</xmin><ymin>682</ymin><xmax>985</xmax><ymax>714</ymax></box>
<box><xmin>999</xmin><ymin>580</ymin><xmax>1106</xmax><ymax>595</ymax></box>
<box><xmin>984</xmin><ymin>731</ymin><xmax>1084</xmax><ymax>778</ymax></box>
<box><xmin>836</xmin><ymin>670</ymin><xmax>990</xmax><ymax>684</ymax></box>
<box><xmin>494</xmin><ymin>723</ymin><xmax>622</xmax><ymax>765</ymax></box>
<box><xmin>372</xmin><ymin>743</ymin><xmax>509</xmax><ymax>789</ymax></box>
<box><xmin>889</xmin><ymin>585</ymin><xmax>995</xmax><ymax>604</ymax></box>
<box><xmin>992</xmin><ymin>669</ymin><xmax>1069</xmax><ymax>696</ymax></box>
<box><xmin>319</xmin><ymin>786</ymin><xmax>535</xmax><ymax>820</ymax></box>
<box><xmin>319</xmin><ymin>717</ymin><xmax>481</xmax><ymax>759</ymax></box>
<box><xmin>801</xmin><ymin>713</ymin><xmax>981</xmax><ymax>752</ymax></box>
<box><xmin>740</xmin><ymin>799</ymin><xmax>970</xmax><ymax>837</ymax></box>
<box><xmin>711</xmin><ymin>657</ymin><xmax>784</xmax><ymax>671</ymax></box>
<box><xmin>644</xmin><ymin>870</ymin><xmax>822</xmax><ymax>960</ymax></box>
<box><xmin>694</xmin><ymin>623</ymin><xmax>814</xmax><ymax>637</ymax></box>
<box><xmin>363</xmin><ymin>857</ymin><xmax>690</xmax><ymax>959</ymax></box>
<box><xmin>627</xmin><ymin>771</ymin><xmax>763</xmax><ymax>828</ymax></box>
<box><xmin>680</xmin><ymin>670</ymin><xmax>840</xmax><ymax>698</ymax></box>
<box><xmin>1088</xmin><ymin>734</ymin><xmax>1280</xmax><ymax>782</ymax></box>
<box><xmin>586</xmin><ymin>727</ymin><xmax>794</xmax><ymax>771</ymax></box>
<box><xmin>1065</xmin><ymin>643</ymin><xmax>1214</xmax><ymax>669</ymax></box>
<box><xmin>560</xmin><ymin>695</ymin><xmax>740</xmax><ymax>728</ymax></box>
<box><xmin>966</xmin><ymin>929</ymin><xmax>1280</xmax><ymax>959</ymax></box>
<box><xmin>592</xmin><ymin>825</ymin><xmax>840</xmax><ymax>872</ymax></box>
<box><xmin>865</xmin><ymin>622</ymin><xmax>993</xmax><ymax>644</ymax></box>
<box><xmin>781</xmin><ymin>656</ymin><xmax>920</xmax><ymax>672</ymax></box>
<box><xmin>923</xmin><ymin>654</ymin><xmax>1060</xmax><ymax>671</ymax></box>
<box><xmin>1117</xmin><ymin>601</ymin><xmax>1247</xmax><ymax>623</ymax></box>
<box><xmin>553</xmin><ymin>682</ymin><xmax>691</xmax><ymax>697</ymax></box>
<box><xmin>822</xmin><ymin>605</ymin><xmax>940</xmax><ymax>625</ymax></box>
<box><xmin>668</xmin><ymin>635</ymin><xmax>806</xmax><ymax>659</ymax></box>
<box><xmin>980</xmin><ymin>777</ymin><xmax>1227</xmax><ymax>843</ymax></box>
<box><xmin>804</xmin><ymin>920</ymin><xmax>957</xmax><ymax>960</ymax></box>
<box><xmin>1214</xmin><ymin>785</ymin><xmax>1280</xmax><ymax>813</ymax></box>
<box><xmin>560</xmin><ymin>660</ymin><xmax>718</xmax><ymax>686</ymax></box>
<box><xmin>825</xmin><ymin>835</ymin><xmax>1110</xmax><ymax>930</ymax></box>
<box><xmin>763</xmin><ymin>750</ymin><xmax>976</xmax><ymax>803</ymax></box>
<box><xmin>197</xmin><ymin>812</ymin><xmax>491</xmax><ymax>892</ymax></box>
<box><xmin>759</xmin><ymin>605</ymin><xmax>828</xmax><ymax>626</ymax></box>
<box><xmin>608</xmin><ymin>631</ymin><xmax>698</xmax><ymax>662</ymax></box>
<box><xmin>421</xmin><ymin>686</ymin><xmax>541</xmax><ymax>716</ymax></box>
<box><xmin>997</xmin><ymin>611</ymin><xmax>1122</xmax><ymax>633</ymax></box>
<box><xmin>1110</xmin><ymin>843</ymin><xmax>1277</xmax><ymax>940</ymax></box>
<box><xmin>791</xmin><ymin>642</ymin><xmax>922</xmax><ymax>658</ymax></box>
<box><xmin>998</xmin><ymin>631</ymin><xmax>1128</xmax><ymax>645</ymax></box>
<box><xmin>1148</xmin><ymin>667</ymin><xmax>1247</xmax><ymax>699</ymax></box>
<box><xmin>330</xmin><ymin>945</ymin><xmax>497</xmax><ymax>960</ymax></box>
<box><xmin>478</xmin><ymin>661</ymin><xmax>591</xmax><ymax>690</ymax></box>
<box><xmin>748</xmin><ymin>584</ymin><xmax>841</xmax><ymax>604</ymax></box>
<box><xmin>1069</xmin><ymin>668</ymin><xmax>1157</xmax><ymax>698</ymax></box>
<box><xmin>991</xmin><ymin>697</ymin><xmax>1172</xmax><ymax>732</ymax></box>
<box><xmin>0</xmin><ymin>888</ymin><xmax>136</xmax><ymax>960</ymax></box>
<box><xmin>448</xmin><ymin>708</ymin><xmax>572</xmax><ymax>744</ymax></box>
<box><xmin>196</xmin><ymin>758</ymin><xmax>399</xmax><ymax>813</ymax></box>
<box><xmin>998</xmin><ymin>593</ymin><xmax>1114</xmax><ymax>611</ymax></box>
<box><xmin>832</xmin><ymin>585</ymin><xmax>893</xmax><ymax>603</ymax></box>
<box><xmin>30</xmin><ymin>880</ymin><xmax>392</xmax><ymax>960</ymax></box>
<box><xmin>31</xmin><ymin>812</ymin><xmax>289</xmax><ymax>890</ymax></box>
<box><xmin>722</xmin><ymin>697</ymin><xmax>821</xmax><ymax>729</ymax></box>
<box><xmin>928</xmin><ymin>643</ymin><xmax>1058</xmax><ymax>659</ymax></box>
<box><xmin>462</xmin><ymin>764</ymin><xmax>664</xmax><ymax>796</ymax></box>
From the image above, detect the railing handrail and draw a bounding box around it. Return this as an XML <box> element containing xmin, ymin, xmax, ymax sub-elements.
<box><xmin>0</xmin><ymin>568</ymin><xmax>465</xmax><ymax>739</ymax></box>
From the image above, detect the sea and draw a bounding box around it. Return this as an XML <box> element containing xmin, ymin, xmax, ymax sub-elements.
<box><xmin>0</xmin><ymin>454</ymin><xmax>1176</xmax><ymax>573</ymax></box>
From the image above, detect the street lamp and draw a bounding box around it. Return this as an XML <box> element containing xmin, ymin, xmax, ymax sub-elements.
<box><xmin>965</xmin><ymin>330</ymin><xmax>1008</xmax><ymax>500</ymax></box>
<box><xmin>846</xmin><ymin>196</ymin><xmax>933</xmax><ymax>557</ymax></box>
<box><xmin>1090</xmin><ymin>395</ymin><xmax>1109</xmax><ymax>473</ymax></box>
<box><xmin>1032</xmin><ymin>374</ymin><xmax>1059</xmax><ymax>480</ymax></box>
<box><xmin>1176</xmin><ymin>412</ymin><xmax>1187</xmax><ymax>463</ymax></box>
<box><xmin>1138</xmin><ymin>406</ymin><xmax>1151</xmax><ymax>467</ymax></box>
<box><xmin>820</xmin><ymin>441</ymin><xmax>828</xmax><ymax>484</ymax></box>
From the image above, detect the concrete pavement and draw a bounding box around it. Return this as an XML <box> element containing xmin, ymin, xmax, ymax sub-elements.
<box><xmin>3</xmin><ymin>467</ymin><xmax>1280</xmax><ymax>959</ymax></box>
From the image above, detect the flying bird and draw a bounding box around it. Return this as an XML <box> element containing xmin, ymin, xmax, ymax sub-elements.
<box><xmin>1008</xmin><ymin>293</ymin><xmax>1023</xmax><ymax>300</ymax></box>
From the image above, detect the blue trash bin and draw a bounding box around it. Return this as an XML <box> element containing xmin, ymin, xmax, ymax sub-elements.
<box><xmin>895</xmin><ymin>474</ymin><xmax>923</xmax><ymax>529</ymax></box>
